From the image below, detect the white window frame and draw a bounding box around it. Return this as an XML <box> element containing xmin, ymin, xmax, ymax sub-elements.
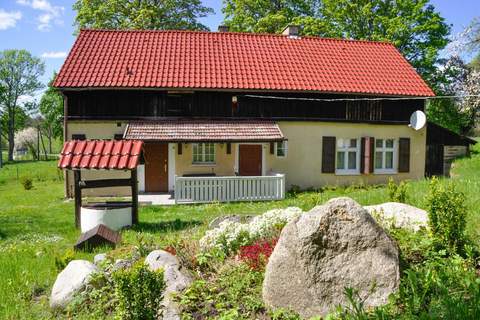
<box><xmin>192</xmin><ymin>143</ymin><xmax>215</xmax><ymax>165</ymax></box>
<box><xmin>335</xmin><ymin>138</ymin><xmax>360</xmax><ymax>175</ymax></box>
<box><xmin>275</xmin><ymin>141</ymin><xmax>288</xmax><ymax>158</ymax></box>
<box><xmin>374</xmin><ymin>138</ymin><xmax>397</xmax><ymax>174</ymax></box>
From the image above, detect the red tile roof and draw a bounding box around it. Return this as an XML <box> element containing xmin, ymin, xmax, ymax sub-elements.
<box><xmin>54</xmin><ymin>29</ymin><xmax>434</xmax><ymax>97</ymax></box>
<box><xmin>123</xmin><ymin>120</ymin><xmax>284</xmax><ymax>142</ymax></box>
<box><xmin>58</xmin><ymin>140</ymin><xmax>143</xmax><ymax>170</ymax></box>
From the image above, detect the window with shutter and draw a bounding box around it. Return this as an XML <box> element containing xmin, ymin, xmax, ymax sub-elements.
<box><xmin>322</xmin><ymin>136</ymin><xmax>336</xmax><ymax>173</ymax></box>
<box><xmin>398</xmin><ymin>138</ymin><xmax>410</xmax><ymax>172</ymax></box>
<box><xmin>336</xmin><ymin>138</ymin><xmax>360</xmax><ymax>174</ymax></box>
<box><xmin>374</xmin><ymin>138</ymin><xmax>397</xmax><ymax>174</ymax></box>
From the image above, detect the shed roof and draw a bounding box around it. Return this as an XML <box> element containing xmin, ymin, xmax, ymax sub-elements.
<box><xmin>123</xmin><ymin>120</ymin><xmax>284</xmax><ymax>142</ymax></box>
<box><xmin>54</xmin><ymin>29</ymin><xmax>434</xmax><ymax>97</ymax></box>
<box><xmin>58</xmin><ymin>140</ymin><xmax>143</xmax><ymax>170</ymax></box>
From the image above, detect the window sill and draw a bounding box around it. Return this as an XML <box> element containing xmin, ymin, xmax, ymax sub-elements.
<box><xmin>335</xmin><ymin>171</ymin><xmax>361</xmax><ymax>176</ymax></box>
<box><xmin>191</xmin><ymin>163</ymin><xmax>216</xmax><ymax>167</ymax></box>
<box><xmin>374</xmin><ymin>170</ymin><xmax>397</xmax><ymax>175</ymax></box>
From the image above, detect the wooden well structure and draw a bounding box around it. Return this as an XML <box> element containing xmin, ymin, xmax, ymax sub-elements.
<box><xmin>58</xmin><ymin>140</ymin><xmax>143</xmax><ymax>229</ymax></box>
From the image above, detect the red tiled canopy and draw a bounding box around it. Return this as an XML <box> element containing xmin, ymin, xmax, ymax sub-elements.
<box><xmin>58</xmin><ymin>140</ymin><xmax>143</xmax><ymax>170</ymax></box>
<box><xmin>123</xmin><ymin>120</ymin><xmax>284</xmax><ymax>142</ymax></box>
<box><xmin>54</xmin><ymin>29</ymin><xmax>434</xmax><ymax>97</ymax></box>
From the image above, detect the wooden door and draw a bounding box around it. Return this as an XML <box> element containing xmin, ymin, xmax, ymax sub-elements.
<box><xmin>239</xmin><ymin>145</ymin><xmax>262</xmax><ymax>176</ymax></box>
<box><xmin>144</xmin><ymin>143</ymin><xmax>168</xmax><ymax>192</ymax></box>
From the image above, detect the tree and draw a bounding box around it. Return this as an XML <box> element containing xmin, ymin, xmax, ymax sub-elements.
<box><xmin>0</xmin><ymin>50</ymin><xmax>44</xmax><ymax>161</ymax></box>
<box><xmin>39</xmin><ymin>73</ymin><xmax>64</xmax><ymax>153</ymax></box>
<box><xmin>223</xmin><ymin>0</ymin><xmax>450</xmax><ymax>83</ymax></box>
<box><xmin>73</xmin><ymin>0</ymin><xmax>214</xmax><ymax>32</ymax></box>
<box><xmin>14</xmin><ymin>127</ymin><xmax>38</xmax><ymax>160</ymax></box>
<box><xmin>427</xmin><ymin>55</ymin><xmax>480</xmax><ymax>134</ymax></box>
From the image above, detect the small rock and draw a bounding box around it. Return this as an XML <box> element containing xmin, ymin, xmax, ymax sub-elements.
<box><xmin>93</xmin><ymin>253</ymin><xmax>107</xmax><ymax>265</ymax></box>
<box><xmin>50</xmin><ymin>260</ymin><xmax>98</xmax><ymax>309</ymax></box>
<box><xmin>208</xmin><ymin>215</ymin><xmax>254</xmax><ymax>229</ymax></box>
<box><xmin>263</xmin><ymin>197</ymin><xmax>399</xmax><ymax>318</ymax></box>
<box><xmin>364</xmin><ymin>202</ymin><xmax>428</xmax><ymax>231</ymax></box>
<box><xmin>113</xmin><ymin>259</ymin><xmax>133</xmax><ymax>271</ymax></box>
<box><xmin>145</xmin><ymin>250</ymin><xmax>193</xmax><ymax>320</ymax></box>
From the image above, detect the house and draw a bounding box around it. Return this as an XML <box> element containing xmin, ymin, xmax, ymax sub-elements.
<box><xmin>55</xmin><ymin>26</ymin><xmax>444</xmax><ymax>203</ymax></box>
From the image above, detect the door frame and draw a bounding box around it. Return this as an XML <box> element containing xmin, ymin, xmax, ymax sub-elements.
<box><xmin>235</xmin><ymin>143</ymin><xmax>266</xmax><ymax>176</ymax></box>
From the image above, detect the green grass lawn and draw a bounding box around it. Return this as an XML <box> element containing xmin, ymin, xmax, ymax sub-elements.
<box><xmin>0</xmin><ymin>143</ymin><xmax>479</xmax><ymax>319</ymax></box>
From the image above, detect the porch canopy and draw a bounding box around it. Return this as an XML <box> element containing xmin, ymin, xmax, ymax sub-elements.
<box><xmin>123</xmin><ymin>120</ymin><xmax>285</xmax><ymax>142</ymax></box>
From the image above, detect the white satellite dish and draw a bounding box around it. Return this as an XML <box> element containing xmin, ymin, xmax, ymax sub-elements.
<box><xmin>409</xmin><ymin>110</ymin><xmax>426</xmax><ymax>130</ymax></box>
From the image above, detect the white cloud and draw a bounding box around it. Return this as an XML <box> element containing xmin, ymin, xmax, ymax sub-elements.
<box><xmin>0</xmin><ymin>10</ymin><xmax>22</xmax><ymax>30</ymax></box>
<box><xmin>41</xmin><ymin>51</ymin><xmax>67</xmax><ymax>58</ymax></box>
<box><xmin>16</xmin><ymin>0</ymin><xmax>64</xmax><ymax>31</ymax></box>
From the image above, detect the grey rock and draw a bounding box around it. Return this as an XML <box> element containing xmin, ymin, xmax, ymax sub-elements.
<box><xmin>208</xmin><ymin>215</ymin><xmax>254</xmax><ymax>229</ymax></box>
<box><xmin>145</xmin><ymin>250</ymin><xmax>193</xmax><ymax>320</ymax></box>
<box><xmin>50</xmin><ymin>260</ymin><xmax>98</xmax><ymax>309</ymax></box>
<box><xmin>113</xmin><ymin>258</ymin><xmax>133</xmax><ymax>271</ymax></box>
<box><xmin>263</xmin><ymin>197</ymin><xmax>400</xmax><ymax>318</ymax></box>
<box><xmin>93</xmin><ymin>253</ymin><xmax>107</xmax><ymax>265</ymax></box>
<box><xmin>364</xmin><ymin>202</ymin><xmax>428</xmax><ymax>232</ymax></box>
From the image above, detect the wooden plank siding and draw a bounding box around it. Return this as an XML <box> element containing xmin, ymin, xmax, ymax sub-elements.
<box><xmin>64</xmin><ymin>90</ymin><xmax>424</xmax><ymax>123</ymax></box>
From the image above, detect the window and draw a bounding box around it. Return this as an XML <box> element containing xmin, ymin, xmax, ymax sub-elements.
<box><xmin>375</xmin><ymin>139</ymin><xmax>396</xmax><ymax>172</ymax></box>
<box><xmin>72</xmin><ymin>134</ymin><xmax>86</xmax><ymax>140</ymax></box>
<box><xmin>192</xmin><ymin>143</ymin><xmax>215</xmax><ymax>164</ymax></box>
<box><xmin>276</xmin><ymin>141</ymin><xmax>288</xmax><ymax>158</ymax></box>
<box><xmin>336</xmin><ymin>138</ymin><xmax>359</xmax><ymax>174</ymax></box>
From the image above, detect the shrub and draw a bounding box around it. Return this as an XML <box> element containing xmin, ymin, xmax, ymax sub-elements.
<box><xmin>54</xmin><ymin>249</ymin><xmax>75</xmax><ymax>271</ymax></box>
<box><xmin>20</xmin><ymin>176</ymin><xmax>33</xmax><ymax>190</ymax></box>
<box><xmin>238</xmin><ymin>238</ymin><xmax>278</xmax><ymax>271</ymax></box>
<box><xmin>426</xmin><ymin>177</ymin><xmax>467</xmax><ymax>253</ymax></box>
<box><xmin>112</xmin><ymin>261</ymin><xmax>165</xmax><ymax>320</ymax></box>
<box><xmin>387</xmin><ymin>178</ymin><xmax>407</xmax><ymax>203</ymax></box>
<box><xmin>180</xmin><ymin>263</ymin><xmax>265</xmax><ymax>319</ymax></box>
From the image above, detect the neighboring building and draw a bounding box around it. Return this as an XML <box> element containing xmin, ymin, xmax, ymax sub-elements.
<box><xmin>55</xmin><ymin>27</ymin><xmax>439</xmax><ymax>200</ymax></box>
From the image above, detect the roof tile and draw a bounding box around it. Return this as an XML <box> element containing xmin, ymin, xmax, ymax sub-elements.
<box><xmin>58</xmin><ymin>140</ymin><xmax>143</xmax><ymax>170</ymax></box>
<box><xmin>54</xmin><ymin>29</ymin><xmax>434</xmax><ymax>97</ymax></box>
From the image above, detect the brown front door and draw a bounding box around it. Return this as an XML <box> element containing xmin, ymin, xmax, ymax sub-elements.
<box><xmin>144</xmin><ymin>143</ymin><xmax>168</xmax><ymax>192</ymax></box>
<box><xmin>239</xmin><ymin>144</ymin><xmax>262</xmax><ymax>176</ymax></box>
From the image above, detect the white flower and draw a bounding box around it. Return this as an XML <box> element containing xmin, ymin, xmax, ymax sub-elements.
<box><xmin>200</xmin><ymin>207</ymin><xmax>303</xmax><ymax>254</ymax></box>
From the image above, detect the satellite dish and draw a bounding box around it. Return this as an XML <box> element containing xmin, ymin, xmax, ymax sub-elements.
<box><xmin>409</xmin><ymin>110</ymin><xmax>426</xmax><ymax>130</ymax></box>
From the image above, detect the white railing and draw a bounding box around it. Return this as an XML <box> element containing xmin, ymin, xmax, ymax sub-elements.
<box><xmin>174</xmin><ymin>174</ymin><xmax>285</xmax><ymax>204</ymax></box>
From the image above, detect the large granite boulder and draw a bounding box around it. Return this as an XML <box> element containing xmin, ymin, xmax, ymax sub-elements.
<box><xmin>263</xmin><ymin>197</ymin><xmax>399</xmax><ymax>318</ymax></box>
<box><xmin>364</xmin><ymin>202</ymin><xmax>428</xmax><ymax>232</ymax></box>
<box><xmin>145</xmin><ymin>250</ymin><xmax>193</xmax><ymax>320</ymax></box>
<box><xmin>50</xmin><ymin>260</ymin><xmax>98</xmax><ymax>309</ymax></box>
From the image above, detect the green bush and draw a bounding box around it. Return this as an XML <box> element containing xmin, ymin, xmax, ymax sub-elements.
<box><xmin>54</xmin><ymin>249</ymin><xmax>75</xmax><ymax>271</ymax></box>
<box><xmin>180</xmin><ymin>263</ymin><xmax>265</xmax><ymax>319</ymax></box>
<box><xmin>387</xmin><ymin>178</ymin><xmax>407</xmax><ymax>203</ymax></box>
<box><xmin>426</xmin><ymin>177</ymin><xmax>467</xmax><ymax>253</ymax></box>
<box><xmin>20</xmin><ymin>176</ymin><xmax>33</xmax><ymax>190</ymax></box>
<box><xmin>112</xmin><ymin>261</ymin><xmax>165</xmax><ymax>320</ymax></box>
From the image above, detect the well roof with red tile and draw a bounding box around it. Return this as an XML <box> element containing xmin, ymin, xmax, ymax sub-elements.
<box><xmin>124</xmin><ymin>120</ymin><xmax>284</xmax><ymax>142</ymax></box>
<box><xmin>54</xmin><ymin>29</ymin><xmax>434</xmax><ymax>97</ymax></box>
<box><xmin>58</xmin><ymin>140</ymin><xmax>143</xmax><ymax>170</ymax></box>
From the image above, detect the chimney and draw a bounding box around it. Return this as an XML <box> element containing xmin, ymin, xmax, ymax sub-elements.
<box><xmin>282</xmin><ymin>25</ymin><xmax>300</xmax><ymax>37</ymax></box>
<box><xmin>218</xmin><ymin>25</ymin><xmax>229</xmax><ymax>32</ymax></box>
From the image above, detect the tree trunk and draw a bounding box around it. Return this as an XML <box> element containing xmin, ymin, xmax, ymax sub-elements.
<box><xmin>7</xmin><ymin>118</ymin><xmax>14</xmax><ymax>161</ymax></box>
<box><xmin>7</xmin><ymin>103</ymin><xmax>15</xmax><ymax>162</ymax></box>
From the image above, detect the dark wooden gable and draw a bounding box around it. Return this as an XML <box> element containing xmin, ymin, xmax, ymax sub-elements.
<box><xmin>74</xmin><ymin>224</ymin><xmax>121</xmax><ymax>251</ymax></box>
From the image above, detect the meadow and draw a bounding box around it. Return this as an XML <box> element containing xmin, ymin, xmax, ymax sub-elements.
<box><xmin>0</xmin><ymin>142</ymin><xmax>479</xmax><ymax>319</ymax></box>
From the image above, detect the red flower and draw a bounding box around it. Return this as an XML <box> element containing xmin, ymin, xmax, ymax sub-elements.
<box><xmin>238</xmin><ymin>238</ymin><xmax>278</xmax><ymax>271</ymax></box>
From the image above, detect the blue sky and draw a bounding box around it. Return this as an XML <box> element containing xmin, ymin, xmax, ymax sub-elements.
<box><xmin>0</xmin><ymin>0</ymin><xmax>478</xmax><ymax>87</ymax></box>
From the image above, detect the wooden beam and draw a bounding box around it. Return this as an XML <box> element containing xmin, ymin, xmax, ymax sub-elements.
<box><xmin>131</xmin><ymin>169</ymin><xmax>138</xmax><ymax>225</ymax></box>
<box><xmin>73</xmin><ymin>170</ymin><xmax>81</xmax><ymax>229</ymax></box>
<box><xmin>79</xmin><ymin>178</ymin><xmax>132</xmax><ymax>189</ymax></box>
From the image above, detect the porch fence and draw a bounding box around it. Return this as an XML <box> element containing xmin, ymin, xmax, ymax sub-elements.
<box><xmin>174</xmin><ymin>174</ymin><xmax>285</xmax><ymax>204</ymax></box>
